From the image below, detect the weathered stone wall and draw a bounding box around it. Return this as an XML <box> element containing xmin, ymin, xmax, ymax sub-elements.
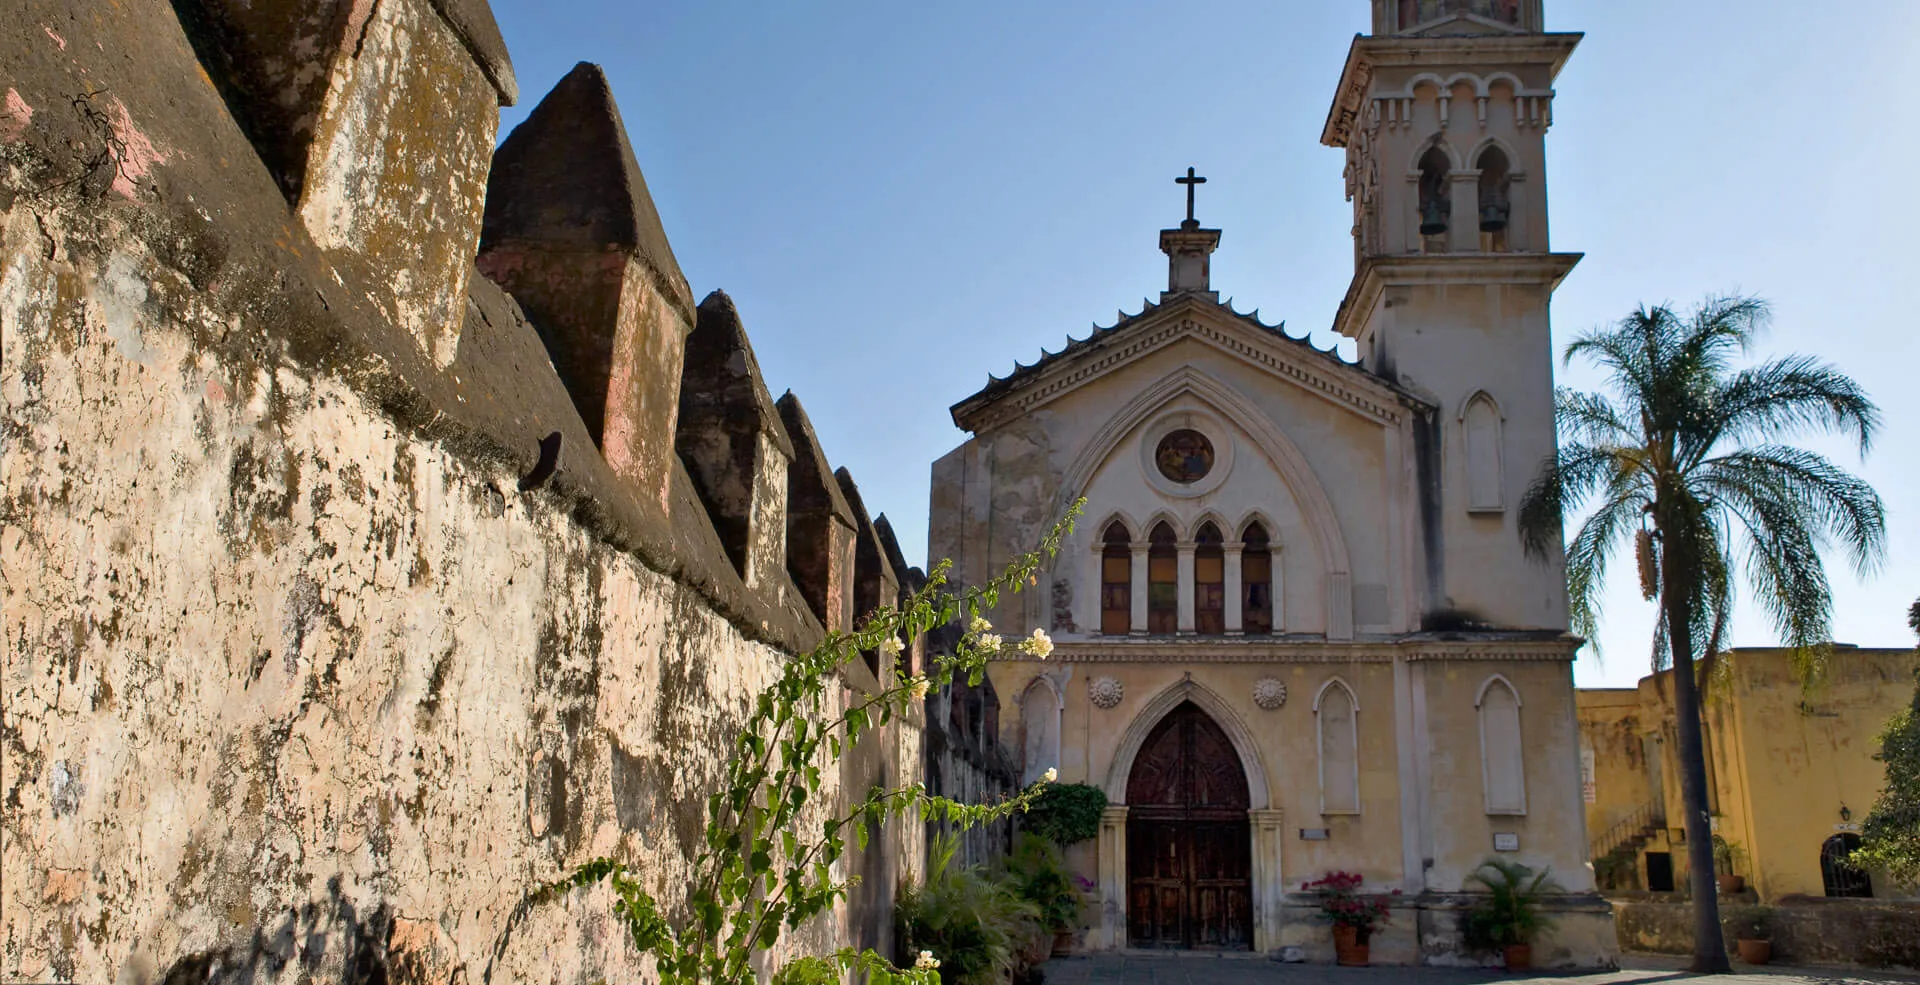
<box><xmin>1612</xmin><ymin>898</ymin><xmax>1920</xmax><ymax>971</ymax></box>
<box><xmin>1</xmin><ymin>1</ymin><xmax>919</xmax><ymax>982</ymax></box>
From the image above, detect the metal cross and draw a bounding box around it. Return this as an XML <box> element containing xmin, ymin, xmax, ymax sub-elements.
<box><xmin>1175</xmin><ymin>167</ymin><xmax>1207</xmax><ymax>222</ymax></box>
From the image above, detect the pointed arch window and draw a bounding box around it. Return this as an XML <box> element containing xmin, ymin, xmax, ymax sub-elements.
<box><xmin>1463</xmin><ymin>393</ymin><xmax>1505</xmax><ymax>512</ymax></box>
<box><xmin>1100</xmin><ymin>521</ymin><xmax>1133</xmax><ymax>636</ymax></box>
<box><xmin>1147</xmin><ymin>522</ymin><xmax>1178</xmax><ymax>634</ymax></box>
<box><xmin>1241</xmin><ymin>522</ymin><xmax>1274</xmax><ymax>635</ymax></box>
<box><xmin>1478</xmin><ymin>676</ymin><xmax>1526</xmax><ymax>815</ymax></box>
<box><xmin>1316</xmin><ymin>679</ymin><xmax>1361</xmax><ymax>815</ymax></box>
<box><xmin>1194</xmin><ymin>522</ymin><xmax>1226</xmax><ymax>636</ymax></box>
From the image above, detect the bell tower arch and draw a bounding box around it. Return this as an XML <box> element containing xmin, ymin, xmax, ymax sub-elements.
<box><xmin>1321</xmin><ymin>2</ymin><xmax>1580</xmax><ymax>629</ymax></box>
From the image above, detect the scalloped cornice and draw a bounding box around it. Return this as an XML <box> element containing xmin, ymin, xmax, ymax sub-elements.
<box><xmin>997</xmin><ymin>634</ymin><xmax>1580</xmax><ymax>664</ymax></box>
<box><xmin>951</xmin><ymin>295</ymin><xmax>1419</xmax><ymax>434</ymax></box>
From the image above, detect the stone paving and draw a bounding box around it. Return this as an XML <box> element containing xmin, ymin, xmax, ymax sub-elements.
<box><xmin>1037</xmin><ymin>953</ymin><xmax>1920</xmax><ymax>985</ymax></box>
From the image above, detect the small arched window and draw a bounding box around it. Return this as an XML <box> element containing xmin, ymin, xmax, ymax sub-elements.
<box><xmin>1316</xmin><ymin>679</ymin><xmax>1361</xmax><ymax>815</ymax></box>
<box><xmin>1478</xmin><ymin>676</ymin><xmax>1526</xmax><ymax>814</ymax></box>
<box><xmin>1147</xmin><ymin>522</ymin><xmax>1178</xmax><ymax>634</ymax></box>
<box><xmin>1477</xmin><ymin>145</ymin><xmax>1513</xmax><ymax>251</ymax></box>
<box><xmin>1194</xmin><ymin>522</ymin><xmax>1225</xmax><ymax>635</ymax></box>
<box><xmin>1821</xmin><ymin>834</ymin><xmax>1873</xmax><ymax>898</ymax></box>
<box><xmin>1100</xmin><ymin>521</ymin><xmax>1132</xmax><ymax>635</ymax></box>
<box><xmin>1417</xmin><ymin>145</ymin><xmax>1452</xmax><ymax>250</ymax></box>
<box><xmin>1463</xmin><ymin>393</ymin><xmax>1505</xmax><ymax>512</ymax></box>
<box><xmin>1241</xmin><ymin>522</ymin><xmax>1274</xmax><ymax>635</ymax></box>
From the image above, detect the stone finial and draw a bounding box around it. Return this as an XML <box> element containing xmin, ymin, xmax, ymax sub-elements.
<box><xmin>836</xmin><ymin>468</ymin><xmax>901</xmax><ymax>675</ymax></box>
<box><xmin>873</xmin><ymin>514</ymin><xmax>924</xmax><ymax>675</ymax></box>
<box><xmin>673</xmin><ymin>292</ymin><xmax>794</xmax><ymax>590</ymax></box>
<box><xmin>1159</xmin><ymin>222</ymin><xmax>1221</xmax><ymax>297</ymax></box>
<box><xmin>180</xmin><ymin>0</ymin><xmax>514</xmax><ymax>366</ymax></box>
<box><xmin>776</xmin><ymin>393</ymin><xmax>857</xmax><ymax>633</ymax></box>
<box><xmin>478</xmin><ymin>62</ymin><xmax>696</xmax><ymax>512</ymax></box>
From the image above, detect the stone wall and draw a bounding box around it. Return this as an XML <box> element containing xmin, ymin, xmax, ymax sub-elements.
<box><xmin>1</xmin><ymin>2</ymin><xmax>920</xmax><ymax>982</ymax></box>
<box><xmin>1612</xmin><ymin>898</ymin><xmax>1920</xmax><ymax>971</ymax></box>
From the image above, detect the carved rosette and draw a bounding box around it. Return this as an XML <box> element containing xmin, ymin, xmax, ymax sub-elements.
<box><xmin>1253</xmin><ymin>677</ymin><xmax>1287</xmax><ymax>711</ymax></box>
<box><xmin>1089</xmin><ymin>676</ymin><xmax>1124</xmax><ymax>709</ymax></box>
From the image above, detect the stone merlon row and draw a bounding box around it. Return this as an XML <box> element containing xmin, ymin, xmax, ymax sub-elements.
<box><xmin>0</xmin><ymin>0</ymin><xmax>911</xmax><ymax>656</ymax></box>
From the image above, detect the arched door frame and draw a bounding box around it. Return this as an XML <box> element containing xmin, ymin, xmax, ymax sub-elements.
<box><xmin>1094</xmin><ymin>678</ymin><xmax>1285</xmax><ymax>953</ymax></box>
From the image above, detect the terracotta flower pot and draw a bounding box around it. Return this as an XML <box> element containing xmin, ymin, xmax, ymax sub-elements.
<box><xmin>1736</xmin><ymin>939</ymin><xmax>1771</xmax><ymax>965</ymax></box>
<box><xmin>1503</xmin><ymin>943</ymin><xmax>1533</xmax><ymax>970</ymax></box>
<box><xmin>1052</xmin><ymin>929</ymin><xmax>1075</xmax><ymax>958</ymax></box>
<box><xmin>1333</xmin><ymin>924</ymin><xmax>1370</xmax><ymax>967</ymax></box>
<box><xmin>1716</xmin><ymin>874</ymin><xmax>1746</xmax><ymax>894</ymax></box>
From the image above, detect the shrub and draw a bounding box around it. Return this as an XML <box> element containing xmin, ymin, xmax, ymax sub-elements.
<box><xmin>897</xmin><ymin>835</ymin><xmax>1041</xmax><ymax>985</ymax></box>
<box><xmin>1009</xmin><ymin>834</ymin><xmax>1080</xmax><ymax>934</ymax></box>
<box><xmin>1021</xmin><ymin>783</ymin><xmax>1106</xmax><ymax>846</ymax></box>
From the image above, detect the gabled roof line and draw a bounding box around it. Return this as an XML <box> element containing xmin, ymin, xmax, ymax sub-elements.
<box><xmin>952</xmin><ymin>292</ymin><xmax>1420</xmax><ymax>433</ymax></box>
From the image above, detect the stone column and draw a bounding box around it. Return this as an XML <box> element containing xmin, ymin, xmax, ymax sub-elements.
<box><xmin>1097</xmin><ymin>805</ymin><xmax>1131</xmax><ymax>949</ymax></box>
<box><xmin>1176</xmin><ymin>541</ymin><xmax>1196</xmax><ymax>635</ymax></box>
<box><xmin>1249</xmin><ymin>808</ymin><xmax>1287</xmax><ymax>954</ymax></box>
<box><xmin>1450</xmin><ymin>169</ymin><xmax>1483</xmax><ymax>254</ymax></box>
<box><xmin>1129</xmin><ymin>542</ymin><xmax>1149</xmax><ymax>635</ymax></box>
<box><xmin>1509</xmin><ymin>172</ymin><xmax>1531</xmax><ymax>252</ymax></box>
<box><xmin>1223</xmin><ymin>542</ymin><xmax>1244</xmax><ymax>635</ymax></box>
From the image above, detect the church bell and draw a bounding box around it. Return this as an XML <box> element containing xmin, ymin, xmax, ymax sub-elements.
<box><xmin>1479</xmin><ymin>201</ymin><xmax>1510</xmax><ymax>233</ymax></box>
<box><xmin>1419</xmin><ymin>198</ymin><xmax>1450</xmax><ymax>236</ymax></box>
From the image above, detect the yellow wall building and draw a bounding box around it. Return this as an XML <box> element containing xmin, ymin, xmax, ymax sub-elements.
<box><xmin>1579</xmin><ymin>646</ymin><xmax>1918</xmax><ymax>903</ymax></box>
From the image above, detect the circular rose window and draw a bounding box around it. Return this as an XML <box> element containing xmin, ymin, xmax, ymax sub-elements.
<box><xmin>1154</xmin><ymin>429</ymin><xmax>1214</xmax><ymax>484</ymax></box>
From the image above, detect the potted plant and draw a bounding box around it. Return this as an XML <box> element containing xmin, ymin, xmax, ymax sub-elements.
<box><xmin>1302</xmin><ymin>871</ymin><xmax>1398</xmax><ymax>966</ymax></box>
<box><xmin>1711</xmin><ymin>835</ymin><xmax>1748</xmax><ymax>894</ymax></box>
<box><xmin>1733</xmin><ymin>911</ymin><xmax>1772</xmax><ymax>966</ymax></box>
<box><xmin>1010</xmin><ymin>834</ymin><xmax>1081</xmax><ymax>958</ymax></box>
<box><xmin>1462</xmin><ymin>858</ymin><xmax>1562</xmax><ymax>971</ymax></box>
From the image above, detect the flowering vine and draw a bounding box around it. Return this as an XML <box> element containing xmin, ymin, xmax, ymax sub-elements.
<box><xmin>493</xmin><ymin>502</ymin><xmax>1085</xmax><ymax>984</ymax></box>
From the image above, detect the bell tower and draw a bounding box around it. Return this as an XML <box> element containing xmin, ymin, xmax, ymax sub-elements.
<box><xmin>1322</xmin><ymin>1</ymin><xmax>1580</xmax><ymax>629</ymax></box>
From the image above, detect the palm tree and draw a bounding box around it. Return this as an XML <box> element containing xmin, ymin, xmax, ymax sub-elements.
<box><xmin>1518</xmin><ymin>296</ymin><xmax>1885</xmax><ymax>973</ymax></box>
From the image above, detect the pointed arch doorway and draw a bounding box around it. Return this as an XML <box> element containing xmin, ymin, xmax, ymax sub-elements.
<box><xmin>1125</xmin><ymin>701</ymin><xmax>1254</xmax><ymax>950</ymax></box>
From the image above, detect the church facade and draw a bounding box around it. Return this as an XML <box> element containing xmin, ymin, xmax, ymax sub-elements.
<box><xmin>927</xmin><ymin>0</ymin><xmax>1617</xmax><ymax>965</ymax></box>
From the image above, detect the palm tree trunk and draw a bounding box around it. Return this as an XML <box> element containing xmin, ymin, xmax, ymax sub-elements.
<box><xmin>1662</xmin><ymin>567</ymin><xmax>1731</xmax><ymax>973</ymax></box>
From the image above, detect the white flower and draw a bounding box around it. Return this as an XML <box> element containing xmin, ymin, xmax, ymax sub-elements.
<box><xmin>1042</xmin><ymin>767</ymin><xmax>1058</xmax><ymax>784</ymax></box>
<box><xmin>1019</xmin><ymin>628</ymin><xmax>1054</xmax><ymax>659</ymax></box>
<box><xmin>968</xmin><ymin>616</ymin><xmax>992</xmax><ymax>635</ymax></box>
<box><xmin>977</xmin><ymin>634</ymin><xmax>1002</xmax><ymax>651</ymax></box>
<box><xmin>915</xmin><ymin>950</ymin><xmax>941</xmax><ymax>970</ymax></box>
<box><xmin>909</xmin><ymin>677</ymin><xmax>931</xmax><ymax>700</ymax></box>
<box><xmin>879</xmin><ymin>637</ymin><xmax>904</xmax><ymax>658</ymax></box>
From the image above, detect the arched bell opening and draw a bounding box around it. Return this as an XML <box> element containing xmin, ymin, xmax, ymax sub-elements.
<box><xmin>1476</xmin><ymin>145</ymin><xmax>1513</xmax><ymax>251</ymax></box>
<box><xmin>1240</xmin><ymin>521</ymin><xmax>1274</xmax><ymax>635</ymax></box>
<box><xmin>1417</xmin><ymin>145</ymin><xmax>1453</xmax><ymax>251</ymax></box>
<box><xmin>1124</xmin><ymin>701</ymin><xmax>1254</xmax><ymax>950</ymax></box>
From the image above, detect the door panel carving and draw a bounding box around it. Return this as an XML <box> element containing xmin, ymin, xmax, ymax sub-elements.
<box><xmin>1125</xmin><ymin>702</ymin><xmax>1253</xmax><ymax>949</ymax></box>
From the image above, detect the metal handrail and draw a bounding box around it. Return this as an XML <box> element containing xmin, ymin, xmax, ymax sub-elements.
<box><xmin>1591</xmin><ymin>799</ymin><xmax>1667</xmax><ymax>861</ymax></box>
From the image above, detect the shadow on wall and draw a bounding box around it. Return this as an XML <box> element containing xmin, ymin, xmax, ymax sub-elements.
<box><xmin>156</xmin><ymin>877</ymin><xmax>391</xmax><ymax>985</ymax></box>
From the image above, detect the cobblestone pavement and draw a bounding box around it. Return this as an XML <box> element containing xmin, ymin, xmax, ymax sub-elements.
<box><xmin>1037</xmin><ymin>953</ymin><xmax>1920</xmax><ymax>985</ymax></box>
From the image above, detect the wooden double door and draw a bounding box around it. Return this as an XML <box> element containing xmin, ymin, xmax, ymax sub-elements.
<box><xmin>1125</xmin><ymin>702</ymin><xmax>1254</xmax><ymax>950</ymax></box>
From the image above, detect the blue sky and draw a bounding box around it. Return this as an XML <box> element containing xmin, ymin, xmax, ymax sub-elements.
<box><xmin>488</xmin><ymin>1</ymin><xmax>1918</xmax><ymax>687</ymax></box>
